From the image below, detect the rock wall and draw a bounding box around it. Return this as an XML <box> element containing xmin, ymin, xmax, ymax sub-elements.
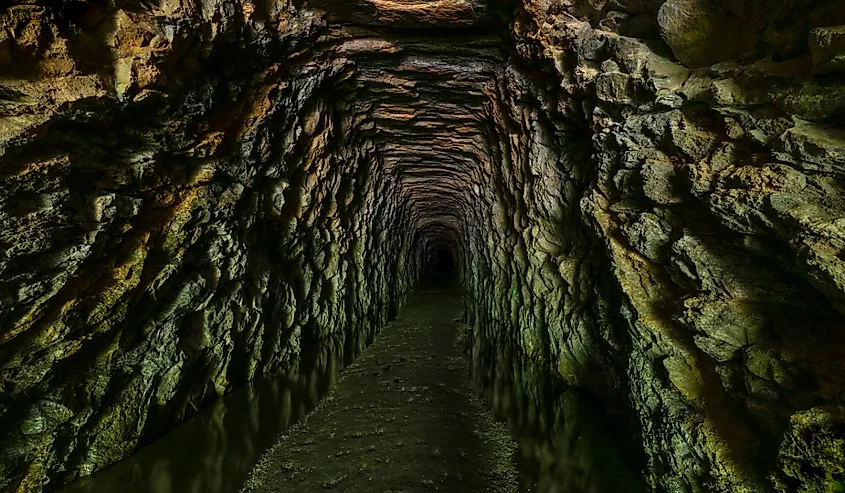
<box><xmin>0</xmin><ymin>4</ymin><xmax>424</xmax><ymax>491</ymax></box>
<box><xmin>2</xmin><ymin>0</ymin><xmax>845</xmax><ymax>492</ymax></box>
<box><xmin>459</xmin><ymin>1</ymin><xmax>845</xmax><ymax>492</ymax></box>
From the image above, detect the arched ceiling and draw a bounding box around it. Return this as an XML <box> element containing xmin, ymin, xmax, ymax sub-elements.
<box><xmin>321</xmin><ymin>20</ymin><xmax>510</xmax><ymax>249</ymax></box>
<box><xmin>310</xmin><ymin>0</ymin><xmax>515</xmax><ymax>27</ymax></box>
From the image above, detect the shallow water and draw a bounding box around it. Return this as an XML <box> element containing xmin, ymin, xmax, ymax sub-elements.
<box><xmin>60</xmin><ymin>333</ymin><xmax>367</xmax><ymax>493</ymax></box>
<box><xmin>467</xmin><ymin>326</ymin><xmax>645</xmax><ymax>492</ymax></box>
<box><xmin>61</xmin><ymin>289</ymin><xmax>643</xmax><ymax>493</ymax></box>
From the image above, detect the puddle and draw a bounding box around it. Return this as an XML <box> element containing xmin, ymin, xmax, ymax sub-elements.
<box><xmin>60</xmin><ymin>294</ymin><xmax>644</xmax><ymax>493</ymax></box>
<box><xmin>467</xmin><ymin>324</ymin><xmax>646</xmax><ymax>493</ymax></box>
<box><xmin>60</xmin><ymin>329</ymin><xmax>373</xmax><ymax>493</ymax></box>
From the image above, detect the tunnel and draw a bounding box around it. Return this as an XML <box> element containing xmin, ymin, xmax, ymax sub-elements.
<box><xmin>430</xmin><ymin>248</ymin><xmax>455</xmax><ymax>278</ymax></box>
<box><xmin>1</xmin><ymin>0</ymin><xmax>845</xmax><ymax>492</ymax></box>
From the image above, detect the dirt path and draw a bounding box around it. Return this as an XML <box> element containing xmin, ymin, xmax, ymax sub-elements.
<box><xmin>241</xmin><ymin>287</ymin><xmax>519</xmax><ymax>493</ymax></box>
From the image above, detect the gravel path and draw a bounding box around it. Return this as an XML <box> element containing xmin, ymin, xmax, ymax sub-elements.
<box><xmin>241</xmin><ymin>288</ymin><xmax>519</xmax><ymax>493</ymax></box>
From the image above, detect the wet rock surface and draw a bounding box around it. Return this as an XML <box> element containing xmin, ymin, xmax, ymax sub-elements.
<box><xmin>1</xmin><ymin>0</ymin><xmax>844</xmax><ymax>492</ymax></box>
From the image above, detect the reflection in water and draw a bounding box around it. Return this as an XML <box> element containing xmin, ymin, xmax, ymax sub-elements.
<box><xmin>61</xmin><ymin>329</ymin><xmax>372</xmax><ymax>493</ymax></box>
<box><xmin>468</xmin><ymin>325</ymin><xmax>646</xmax><ymax>493</ymax></box>
<box><xmin>61</xmin><ymin>309</ymin><xmax>644</xmax><ymax>493</ymax></box>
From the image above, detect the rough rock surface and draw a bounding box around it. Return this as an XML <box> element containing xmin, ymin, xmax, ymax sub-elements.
<box><xmin>1</xmin><ymin>0</ymin><xmax>844</xmax><ymax>492</ymax></box>
<box><xmin>460</xmin><ymin>1</ymin><xmax>845</xmax><ymax>492</ymax></box>
<box><xmin>0</xmin><ymin>3</ymin><xmax>427</xmax><ymax>490</ymax></box>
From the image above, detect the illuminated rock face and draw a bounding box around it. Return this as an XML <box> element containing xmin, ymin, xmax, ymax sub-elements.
<box><xmin>1</xmin><ymin>1</ymin><xmax>844</xmax><ymax>492</ymax></box>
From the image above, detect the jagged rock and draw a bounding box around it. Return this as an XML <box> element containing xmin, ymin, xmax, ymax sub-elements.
<box><xmin>1</xmin><ymin>1</ymin><xmax>844</xmax><ymax>493</ymax></box>
<box><xmin>776</xmin><ymin>122</ymin><xmax>845</xmax><ymax>175</ymax></box>
<box><xmin>773</xmin><ymin>406</ymin><xmax>845</xmax><ymax>492</ymax></box>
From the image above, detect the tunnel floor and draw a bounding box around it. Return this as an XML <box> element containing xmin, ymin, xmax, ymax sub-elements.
<box><xmin>242</xmin><ymin>283</ymin><xmax>520</xmax><ymax>493</ymax></box>
<box><xmin>58</xmin><ymin>281</ymin><xmax>643</xmax><ymax>493</ymax></box>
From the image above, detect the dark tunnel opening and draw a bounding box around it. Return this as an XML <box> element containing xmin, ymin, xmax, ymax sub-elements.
<box><xmin>431</xmin><ymin>248</ymin><xmax>455</xmax><ymax>277</ymax></box>
<box><xmin>413</xmin><ymin>221</ymin><xmax>462</xmax><ymax>286</ymax></box>
<box><xmin>421</xmin><ymin>238</ymin><xmax>460</xmax><ymax>287</ymax></box>
<box><xmin>424</xmin><ymin>246</ymin><xmax>457</xmax><ymax>287</ymax></box>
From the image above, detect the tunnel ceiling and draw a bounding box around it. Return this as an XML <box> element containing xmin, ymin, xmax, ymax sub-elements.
<box><xmin>310</xmin><ymin>0</ymin><xmax>515</xmax><ymax>27</ymax></box>
<box><xmin>2</xmin><ymin>1</ymin><xmax>845</xmax><ymax>493</ymax></box>
<box><xmin>345</xmin><ymin>38</ymin><xmax>502</xmax><ymax>240</ymax></box>
<box><xmin>315</xmin><ymin>7</ymin><xmax>511</xmax><ymax>245</ymax></box>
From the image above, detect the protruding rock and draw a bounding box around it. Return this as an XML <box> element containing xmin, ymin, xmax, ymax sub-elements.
<box><xmin>809</xmin><ymin>25</ymin><xmax>845</xmax><ymax>74</ymax></box>
<box><xmin>657</xmin><ymin>0</ymin><xmax>742</xmax><ymax>67</ymax></box>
